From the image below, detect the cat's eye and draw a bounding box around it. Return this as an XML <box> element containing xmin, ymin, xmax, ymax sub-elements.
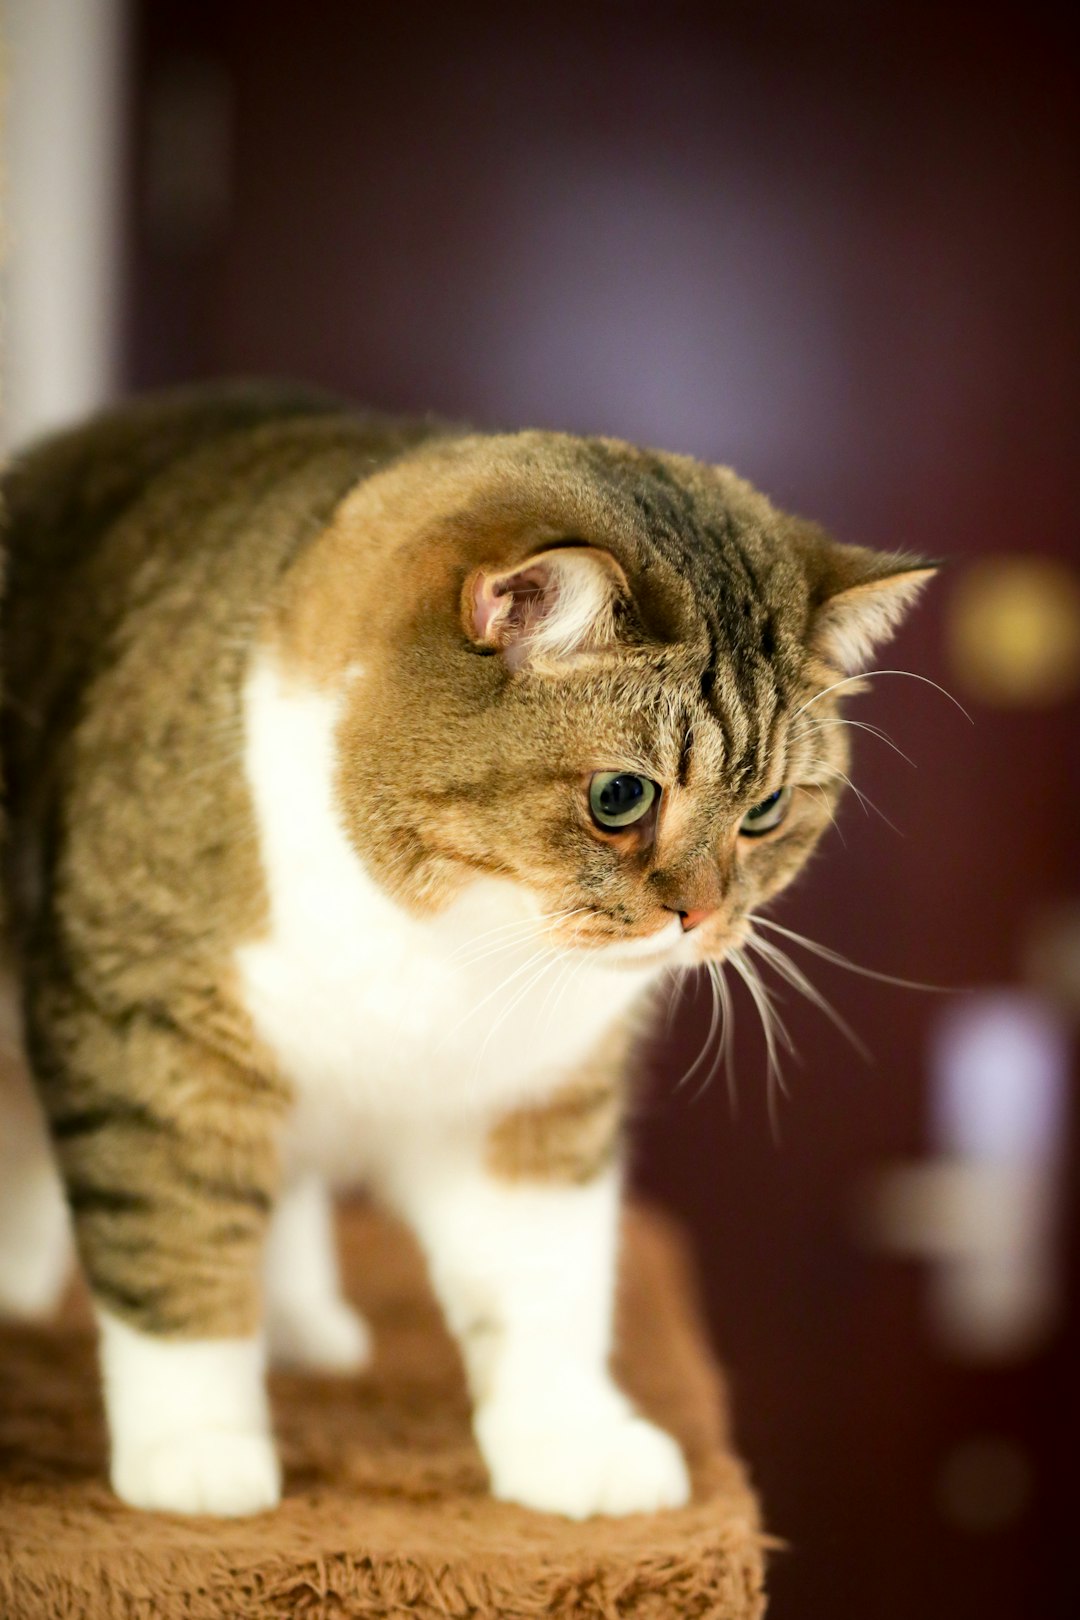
<box><xmin>588</xmin><ymin>772</ymin><xmax>658</xmax><ymax>830</ymax></box>
<box><xmin>738</xmin><ymin>786</ymin><xmax>792</xmax><ymax>837</ymax></box>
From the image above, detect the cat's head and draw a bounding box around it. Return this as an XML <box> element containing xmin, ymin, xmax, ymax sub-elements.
<box><xmin>313</xmin><ymin>431</ymin><xmax>933</xmax><ymax>969</ymax></box>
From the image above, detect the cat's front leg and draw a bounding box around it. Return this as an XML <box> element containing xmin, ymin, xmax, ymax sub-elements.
<box><xmin>389</xmin><ymin>1085</ymin><xmax>690</xmax><ymax>1520</ymax></box>
<box><xmin>30</xmin><ymin>989</ymin><xmax>286</xmax><ymax>1516</ymax></box>
<box><xmin>98</xmin><ymin>1313</ymin><xmax>278</xmax><ymax>1516</ymax></box>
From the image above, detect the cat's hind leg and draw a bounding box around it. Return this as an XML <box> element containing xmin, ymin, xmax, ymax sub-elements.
<box><xmin>263</xmin><ymin>1173</ymin><xmax>372</xmax><ymax>1372</ymax></box>
<box><xmin>32</xmin><ymin>989</ymin><xmax>286</xmax><ymax>1516</ymax></box>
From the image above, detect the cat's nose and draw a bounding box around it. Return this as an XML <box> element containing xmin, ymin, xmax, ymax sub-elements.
<box><xmin>678</xmin><ymin>907</ymin><xmax>716</xmax><ymax>933</ymax></box>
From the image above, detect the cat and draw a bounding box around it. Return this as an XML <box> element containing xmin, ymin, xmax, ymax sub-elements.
<box><xmin>0</xmin><ymin>382</ymin><xmax>932</xmax><ymax>1519</ymax></box>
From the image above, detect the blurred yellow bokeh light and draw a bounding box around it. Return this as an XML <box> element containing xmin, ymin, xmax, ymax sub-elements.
<box><xmin>948</xmin><ymin>556</ymin><xmax>1080</xmax><ymax>707</ymax></box>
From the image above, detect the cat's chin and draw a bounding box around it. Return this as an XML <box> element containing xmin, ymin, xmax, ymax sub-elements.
<box><xmin>584</xmin><ymin>917</ymin><xmax>689</xmax><ymax>972</ymax></box>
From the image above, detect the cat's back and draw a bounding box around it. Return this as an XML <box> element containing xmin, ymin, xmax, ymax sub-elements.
<box><xmin>0</xmin><ymin>384</ymin><xmax>438</xmax><ymax>804</ymax></box>
<box><xmin>0</xmin><ymin>381</ymin><xmax>428</xmax><ymax>635</ymax></box>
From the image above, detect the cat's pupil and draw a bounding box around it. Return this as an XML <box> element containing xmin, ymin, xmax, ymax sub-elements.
<box><xmin>747</xmin><ymin>790</ymin><xmax>781</xmax><ymax>819</ymax></box>
<box><xmin>599</xmin><ymin>775</ymin><xmax>645</xmax><ymax>816</ymax></box>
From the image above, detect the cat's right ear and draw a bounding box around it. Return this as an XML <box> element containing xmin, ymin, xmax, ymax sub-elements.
<box><xmin>798</xmin><ymin>530</ymin><xmax>937</xmax><ymax>674</ymax></box>
<box><xmin>463</xmin><ymin>546</ymin><xmax>628</xmax><ymax>671</ymax></box>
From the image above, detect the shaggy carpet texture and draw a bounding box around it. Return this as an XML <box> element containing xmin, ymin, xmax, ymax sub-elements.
<box><xmin>0</xmin><ymin>1203</ymin><xmax>767</xmax><ymax>1619</ymax></box>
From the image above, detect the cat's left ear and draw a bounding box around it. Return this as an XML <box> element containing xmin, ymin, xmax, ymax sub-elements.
<box><xmin>463</xmin><ymin>545</ymin><xmax>629</xmax><ymax>671</ymax></box>
<box><xmin>804</xmin><ymin>537</ymin><xmax>937</xmax><ymax>673</ymax></box>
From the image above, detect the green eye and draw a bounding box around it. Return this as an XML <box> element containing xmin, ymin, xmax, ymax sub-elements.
<box><xmin>739</xmin><ymin>786</ymin><xmax>792</xmax><ymax>837</ymax></box>
<box><xmin>589</xmin><ymin>772</ymin><xmax>658</xmax><ymax>830</ymax></box>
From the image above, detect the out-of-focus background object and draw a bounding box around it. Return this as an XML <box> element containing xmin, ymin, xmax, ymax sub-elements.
<box><xmin>2</xmin><ymin>4</ymin><xmax>1077</xmax><ymax>1618</ymax></box>
<box><xmin>2</xmin><ymin>0</ymin><xmax>126</xmax><ymax>445</ymax></box>
<box><xmin>948</xmin><ymin>558</ymin><xmax>1080</xmax><ymax>708</ymax></box>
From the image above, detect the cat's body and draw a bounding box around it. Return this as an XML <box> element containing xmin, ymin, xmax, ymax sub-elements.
<box><xmin>0</xmin><ymin>384</ymin><xmax>930</xmax><ymax>1518</ymax></box>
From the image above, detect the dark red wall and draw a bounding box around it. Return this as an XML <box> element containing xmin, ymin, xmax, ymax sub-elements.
<box><xmin>125</xmin><ymin>6</ymin><xmax>1080</xmax><ymax>1615</ymax></box>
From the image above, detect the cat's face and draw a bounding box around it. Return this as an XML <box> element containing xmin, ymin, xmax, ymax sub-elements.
<box><xmin>320</xmin><ymin>432</ymin><xmax>931</xmax><ymax>969</ymax></box>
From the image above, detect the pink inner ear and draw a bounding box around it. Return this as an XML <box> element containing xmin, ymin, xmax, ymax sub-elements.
<box><xmin>471</xmin><ymin>564</ymin><xmax>553</xmax><ymax>646</ymax></box>
<box><xmin>470</xmin><ymin>572</ymin><xmax>504</xmax><ymax>642</ymax></box>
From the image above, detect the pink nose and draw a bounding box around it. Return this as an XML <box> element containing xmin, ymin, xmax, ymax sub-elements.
<box><xmin>679</xmin><ymin>908</ymin><xmax>716</xmax><ymax>933</ymax></box>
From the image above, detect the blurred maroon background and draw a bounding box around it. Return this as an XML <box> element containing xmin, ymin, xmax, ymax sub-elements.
<box><xmin>116</xmin><ymin>4</ymin><xmax>1079</xmax><ymax>1615</ymax></box>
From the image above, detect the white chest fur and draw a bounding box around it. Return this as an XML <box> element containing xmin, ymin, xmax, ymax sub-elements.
<box><xmin>235</xmin><ymin>657</ymin><xmax>663</xmax><ymax>1185</ymax></box>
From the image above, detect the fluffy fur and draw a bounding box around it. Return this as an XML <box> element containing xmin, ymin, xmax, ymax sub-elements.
<box><xmin>0</xmin><ymin>384</ymin><xmax>931</xmax><ymax>1518</ymax></box>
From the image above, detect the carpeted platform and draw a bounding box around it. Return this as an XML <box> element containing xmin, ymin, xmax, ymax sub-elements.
<box><xmin>0</xmin><ymin>1203</ymin><xmax>767</xmax><ymax>1619</ymax></box>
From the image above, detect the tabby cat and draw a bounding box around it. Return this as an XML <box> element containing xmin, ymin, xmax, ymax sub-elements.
<box><xmin>0</xmin><ymin>384</ymin><xmax>931</xmax><ymax>1518</ymax></box>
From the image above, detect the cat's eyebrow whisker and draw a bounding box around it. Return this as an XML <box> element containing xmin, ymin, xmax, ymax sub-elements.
<box><xmin>743</xmin><ymin>930</ymin><xmax>871</xmax><ymax>1061</ymax></box>
<box><xmin>753</xmin><ymin>914</ymin><xmax>948</xmax><ymax>992</ymax></box>
<box><xmin>800</xmin><ymin>781</ymin><xmax>845</xmax><ymax>844</ymax></box>
<box><xmin>791</xmin><ymin>668</ymin><xmax>974</xmax><ymax>726</ymax></box>
<box><xmin>794</xmin><ymin>713</ymin><xmax>916</xmax><ymax>769</ymax></box>
<box><xmin>814</xmin><ymin>763</ymin><xmax>902</xmax><ymax>836</ymax></box>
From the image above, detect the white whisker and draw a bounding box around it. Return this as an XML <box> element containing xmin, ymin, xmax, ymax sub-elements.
<box><xmin>471</xmin><ymin>950</ymin><xmax>562</xmax><ymax>1081</ymax></box>
<box><xmin>791</xmin><ymin>668</ymin><xmax>973</xmax><ymax>726</ymax></box>
<box><xmin>448</xmin><ymin>906</ymin><xmax>589</xmax><ymax>967</ymax></box>
<box><xmin>795</xmin><ymin>713</ymin><xmax>916</xmax><ymax>768</ymax></box>
<box><xmin>664</xmin><ymin>967</ymin><xmax>688</xmax><ymax>1035</ymax></box>
<box><xmin>729</xmin><ymin>947</ymin><xmax>795</xmax><ymax>1136</ymax></box>
<box><xmin>675</xmin><ymin>966</ymin><xmax>723</xmax><ymax>1096</ymax></box>
<box><xmin>744</xmin><ymin>929</ymin><xmax>870</xmax><ymax>1061</ymax></box>
<box><xmin>802</xmin><ymin>781</ymin><xmax>845</xmax><ymax>844</ymax></box>
<box><xmin>446</xmin><ymin>944</ymin><xmax>556</xmax><ymax>1036</ymax></box>
<box><xmin>754</xmin><ymin>915</ymin><xmax>947</xmax><ymax>992</ymax></box>
<box><xmin>696</xmin><ymin>961</ymin><xmax>736</xmax><ymax>1112</ymax></box>
<box><xmin>815</xmin><ymin>763</ymin><xmax>902</xmax><ymax>835</ymax></box>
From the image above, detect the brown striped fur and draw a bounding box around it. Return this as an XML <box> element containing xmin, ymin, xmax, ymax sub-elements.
<box><xmin>0</xmin><ymin>383</ymin><xmax>930</xmax><ymax>1339</ymax></box>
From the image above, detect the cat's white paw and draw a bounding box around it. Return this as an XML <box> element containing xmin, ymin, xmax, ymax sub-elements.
<box><xmin>267</xmin><ymin>1296</ymin><xmax>372</xmax><ymax>1373</ymax></box>
<box><xmin>111</xmin><ymin>1430</ymin><xmax>282</xmax><ymax>1516</ymax></box>
<box><xmin>475</xmin><ymin>1385</ymin><xmax>690</xmax><ymax>1519</ymax></box>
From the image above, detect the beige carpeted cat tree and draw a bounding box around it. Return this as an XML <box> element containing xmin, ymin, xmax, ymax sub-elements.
<box><xmin>0</xmin><ymin>1204</ymin><xmax>767</xmax><ymax>1619</ymax></box>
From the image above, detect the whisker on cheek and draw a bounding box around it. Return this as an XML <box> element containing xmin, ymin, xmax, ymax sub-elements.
<box><xmin>446</xmin><ymin>905</ymin><xmax>590</xmax><ymax>967</ymax></box>
<box><xmin>728</xmin><ymin>947</ymin><xmax>796</xmax><ymax>1139</ymax></box>
<box><xmin>743</xmin><ymin>929</ymin><xmax>870</xmax><ymax>1061</ymax></box>
<box><xmin>753</xmin><ymin>915</ymin><xmax>946</xmax><ymax>993</ymax></box>
<box><xmin>674</xmin><ymin>965</ymin><xmax>723</xmax><ymax>1098</ymax></box>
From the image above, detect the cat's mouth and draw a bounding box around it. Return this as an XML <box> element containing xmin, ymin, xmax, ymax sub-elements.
<box><xmin>576</xmin><ymin>913</ymin><xmax>745</xmax><ymax>971</ymax></box>
<box><xmin>583</xmin><ymin>912</ymin><xmax>753</xmax><ymax>972</ymax></box>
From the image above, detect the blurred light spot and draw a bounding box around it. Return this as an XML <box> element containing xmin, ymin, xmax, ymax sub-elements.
<box><xmin>931</xmin><ymin>993</ymin><xmax>1069</xmax><ymax>1166</ymax></box>
<box><xmin>948</xmin><ymin>556</ymin><xmax>1080</xmax><ymax>706</ymax></box>
<box><xmin>864</xmin><ymin>994</ymin><xmax>1069</xmax><ymax>1359</ymax></box>
<box><xmin>936</xmin><ymin>1436</ymin><xmax>1032</xmax><ymax>1533</ymax></box>
<box><xmin>928</xmin><ymin>993</ymin><xmax>1068</xmax><ymax>1358</ymax></box>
